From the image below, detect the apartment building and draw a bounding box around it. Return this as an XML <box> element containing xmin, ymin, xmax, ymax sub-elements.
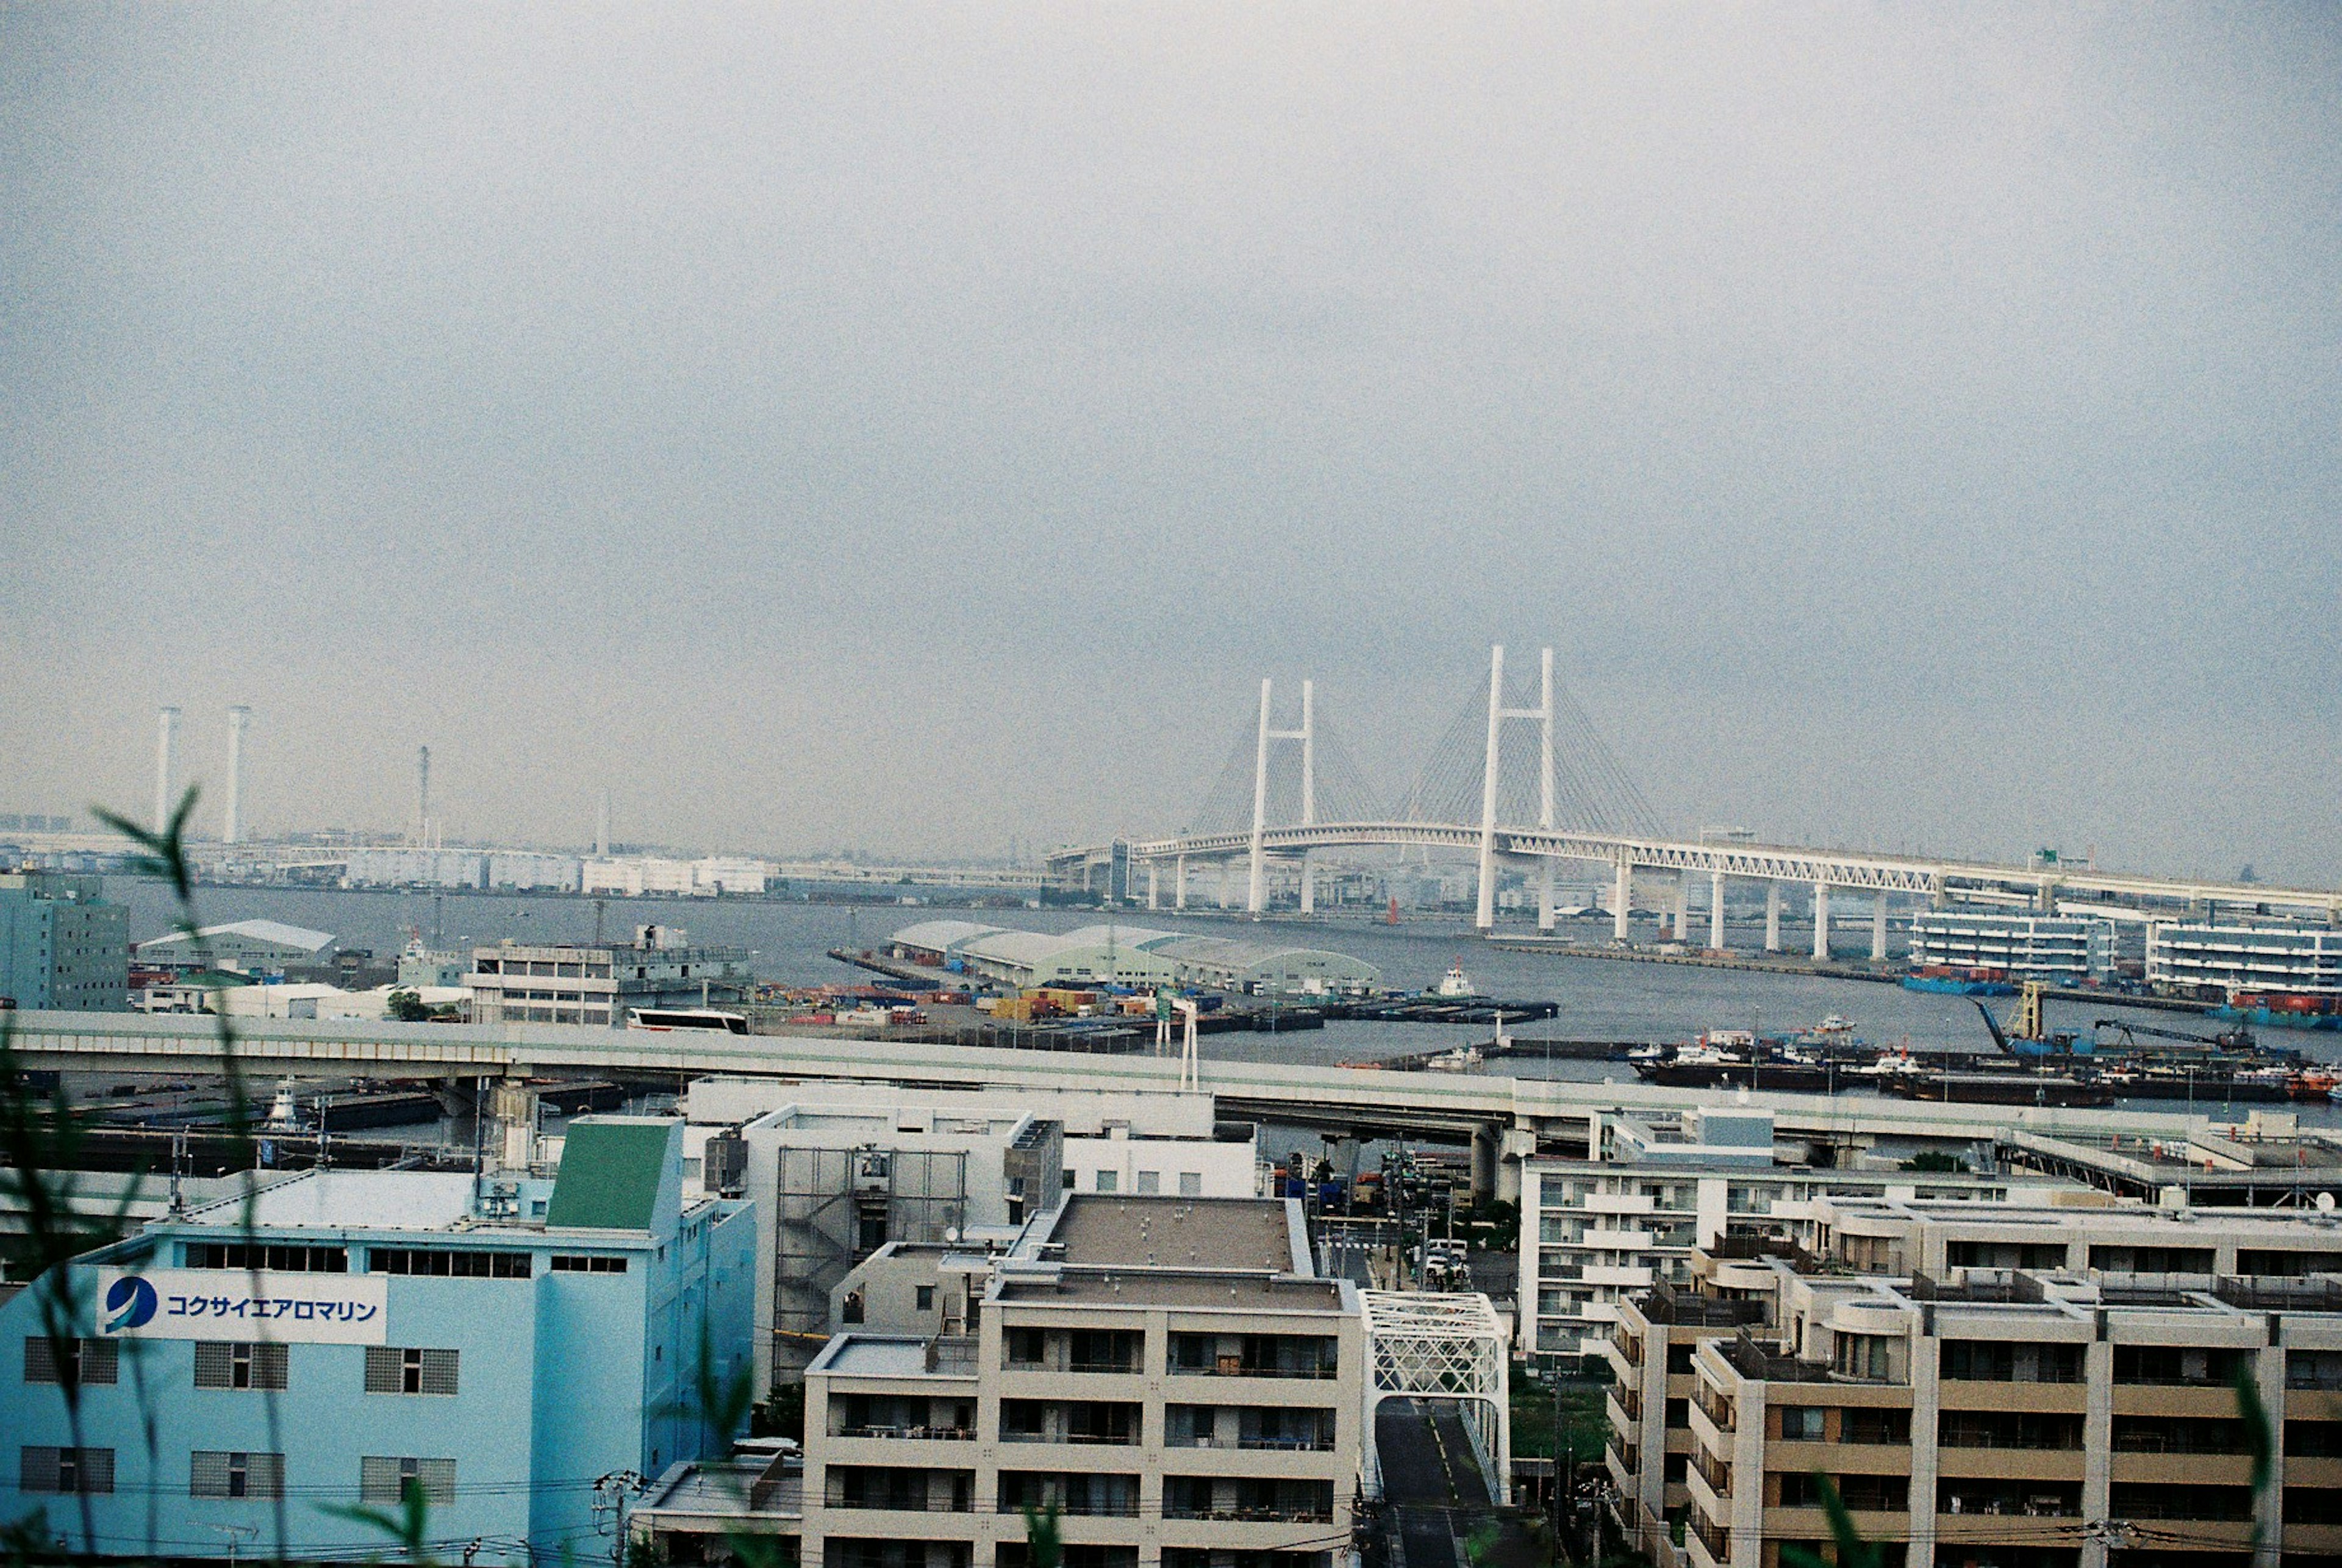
<box><xmin>803</xmin><ymin>1197</ymin><xmax>1361</xmax><ymax>1568</ymax></box>
<box><xmin>2</xmin><ymin>1117</ymin><xmax>754</xmax><ymax>1561</ymax></box>
<box><xmin>1598</xmin><ymin>1198</ymin><xmax>2342</xmax><ymax>1568</ymax></box>
<box><xmin>636</xmin><ymin>1195</ymin><xmax>1367</xmax><ymax>1568</ymax></box>
<box><xmin>1520</xmin><ymin>1124</ymin><xmax>2083</xmax><ymax>1362</ymax></box>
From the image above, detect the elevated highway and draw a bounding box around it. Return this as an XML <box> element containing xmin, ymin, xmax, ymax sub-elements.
<box><xmin>5</xmin><ymin>1012</ymin><xmax>2235</xmax><ymax>1195</ymax></box>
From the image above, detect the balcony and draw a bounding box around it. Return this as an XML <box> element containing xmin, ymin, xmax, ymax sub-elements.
<box><xmin>835</xmin><ymin>1425</ymin><xmax>975</xmax><ymax>1442</ymax></box>
<box><xmin>1722</xmin><ymin>1331</ymin><xmax>1862</xmax><ymax>1385</ymax></box>
<box><xmin>1641</xmin><ymin>1285</ymin><xmax>1769</xmax><ymax>1330</ymax></box>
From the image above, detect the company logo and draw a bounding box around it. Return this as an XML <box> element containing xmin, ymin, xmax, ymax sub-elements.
<box><xmin>104</xmin><ymin>1275</ymin><xmax>158</xmax><ymax>1333</ymax></box>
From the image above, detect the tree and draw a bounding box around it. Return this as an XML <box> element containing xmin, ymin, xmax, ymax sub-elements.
<box><xmin>385</xmin><ymin>988</ymin><xmax>429</xmax><ymax>1022</ymax></box>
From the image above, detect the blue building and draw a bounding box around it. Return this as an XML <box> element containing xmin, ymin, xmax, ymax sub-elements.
<box><xmin>1</xmin><ymin>1117</ymin><xmax>756</xmax><ymax>1561</ymax></box>
<box><xmin>0</xmin><ymin>870</ymin><xmax>127</xmax><ymax>1011</ymax></box>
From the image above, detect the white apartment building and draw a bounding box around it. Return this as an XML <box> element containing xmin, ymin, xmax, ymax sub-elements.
<box><xmin>2149</xmin><ymin>923</ymin><xmax>2342</xmax><ymax>998</ymax></box>
<box><xmin>1519</xmin><ymin>1115</ymin><xmax>2084</xmax><ymax>1362</ymax></box>
<box><xmin>1907</xmin><ymin>911</ymin><xmax>2114</xmax><ymax>981</ymax></box>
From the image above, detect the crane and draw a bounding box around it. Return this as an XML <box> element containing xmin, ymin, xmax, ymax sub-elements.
<box><xmin>2090</xmin><ymin>1017</ymin><xmax>2260</xmax><ymax>1055</ymax></box>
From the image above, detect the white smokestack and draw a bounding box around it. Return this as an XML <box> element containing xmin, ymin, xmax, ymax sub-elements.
<box><xmin>223</xmin><ymin>706</ymin><xmax>251</xmax><ymax>845</ymax></box>
<box><xmin>155</xmin><ymin>706</ymin><xmax>181</xmax><ymax>832</ymax></box>
<box><xmin>415</xmin><ymin>745</ymin><xmax>431</xmax><ymax>846</ymax></box>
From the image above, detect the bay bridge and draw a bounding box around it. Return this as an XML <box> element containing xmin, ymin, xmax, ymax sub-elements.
<box><xmin>1047</xmin><ymin>645</ymin><xmax>2342</xmax><ymax>947</ymax></box>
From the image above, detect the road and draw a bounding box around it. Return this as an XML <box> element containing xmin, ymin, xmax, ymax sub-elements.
<box><xmin>1377</xmin><ymin>1399</ymin><xmax>1552</xmax><ymax>1568</ymax></box>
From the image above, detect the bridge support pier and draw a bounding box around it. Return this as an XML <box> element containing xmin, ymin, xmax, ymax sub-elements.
<box><xmin>1671</xmin><ymin>878</ymin><xmax>1691</xmax><ymax>943</ymax></box>
<box><xmin>1813</xmin><ymin>882</ymin><xmax>1832</xmax><ymax>961</ymax></box>
<box><xmin>1147</xmin><ymin>862</ymin><xmax>1159</xmax><ymax>911</ymax></box>
<box><xmin>1537</xmin><ymin>859</ymin><xmax>1556</xmax><ymax>933</ymax></box>
<box><xmin>1175</xmin><ymin>855</ymin><xmax>1187</xmax><ymax>911</ymax></box>
<box><xmin>1872</xmin><ymin>895</ymin><xmax>1889</xmax><ymax>962</ymax></box>
<box><xmin>1612</xmin><ymin>860</ymin><xmax>1633</xmax><ymax>942</ymax></box>
<box><xmin>1299</xmin><ymin>850</ymin><xmax>1315</xmax><ymax>916</ymax></box>
<box><xmin>1710</xmin><ymin>871</ymin><xmax>1727</xmax><ymax>951</ymax></box>
<box><xmin>1218</xmin><ymin>862</ymin><xmax>1236</xmax><ymax>910</ymax></box>
<box><xmin>1766</xmin><ymin>883</ymin><xmax>1783</xmax><ymax>951</ymax></box>
<box><xmin>1470</xmin><ymin>1123</ymin><xmax>1499</xmax><ymax>1204</ymax></box>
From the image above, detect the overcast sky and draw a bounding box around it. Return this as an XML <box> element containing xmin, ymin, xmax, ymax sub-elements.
<box><xmin>2</xmin><ymin>5</ymin><xmax>2336</xmax><ymax>880</ymax></box>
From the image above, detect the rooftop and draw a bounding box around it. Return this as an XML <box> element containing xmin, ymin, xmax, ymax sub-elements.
<box><xmin>178</xmin><ymin>1170</ymin><xmax>478</xmax><ymax>1231</ymax></box>
<box><xmin>138</xmin><ymin>918</ymin><xmax>335</xmax><ymax>953</ymax></box>
<box><xmin>997</xmin><ymin>1270</ymin><xmax>1344</xmax><ymax>1309</ymax></box>
<box><xmin>1047</xmin><ymin>1195</ymin><xmax>1304</xmax><ymax>1273</ymax></box>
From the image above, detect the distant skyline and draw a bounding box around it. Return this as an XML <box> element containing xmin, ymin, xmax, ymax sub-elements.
<box><xmin>3</xmin><ymin>7</ymin><xmax>2337</xmax><ymax>882</ymax></box>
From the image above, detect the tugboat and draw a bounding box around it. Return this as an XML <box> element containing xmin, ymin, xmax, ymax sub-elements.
<box><xmin>1433</xmin><ymin>962</ymin><xmax>1478</xmax><ymax>998</ymax></box>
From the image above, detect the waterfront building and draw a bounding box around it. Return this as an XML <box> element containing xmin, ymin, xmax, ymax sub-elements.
<box><xmin>0</xmin><ymin>870</ymin><xmax>127</xmax><ymax>1012</ymax></box>
<box><xmin>1</xmin><ymin>1117</ymin><xmax>755</xmax><ymax>1561</ymax></box>
<box><xmin>465</xmin><ymin>927</ymin><xmax>750</xmax><ymax>1026</ymax></box>
<box><xmin>484</xmin><ymin>851</ymin><xmax>584</xmax><ymax>892</ymax></box>
<box><xmin>580</xmin><ymin>856</ymin><xmax>771</xmax><ymax>898</ymax></box>
<box><xmin>338</xmin><ymin>847</ymin><xmax>492</xmax><ymax>890</ymax></box>
<box><xmin>1905</xmin><ymin>911</ymin><xmax>2113</xmax><ymax>981</ymax></box>
<box><xmin>1519</xmin><ymin>1121</ymin><xmax>2087</xmax><ymax>1362</ymax></box>
<box><xmin>886</xmin><ymin>922</ymin><xmax>1380</xmax><ymax>995</ymax></box>
<box><xmin>2148</xmin><ymin>923</ymin><xmax>2342</xmax><ymax>998</ymax></box>
<box><xmin>635</xmin><ymin>1195</ymin><xmax>1372</xmax><ymax>1568</ymax></box>
<box><xmin>134</xmin><ymin>918</ymin><xmax>334</xmax><ymax>977</ymax></box>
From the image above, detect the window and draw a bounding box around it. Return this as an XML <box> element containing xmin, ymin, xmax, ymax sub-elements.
<box><xmin>550</xmin><ymin>1255</ymin><xmax>629</xmax><ymax>1274</ymax></box>
<box><xmin>842</xmin><ymin>1291</ymin><xmax>865</xmax><ymax>1326</ymax></box>
<box><xmin>1062</xmin><ymin>1170</ymin><xmax>1077</xmax><ymax>1190</ymax></box>
<box><xmin>184</xmin><ymin>1242</ymin><xmax>346</xmax><ymax>1272</ymax></box>
<box><xmin>21</xmin><ymin>1447</ymin><xmax>114</xmax><ymax>1495</ymax></box>
<box><xmin>1833</xmin><ymin>1334</ymin><xmax>1896</xmax><ymax>1381</ymax></box>
<box><xmin>192</xmin><ymin>1450</ymin><xmax>284</xmax><ymax>1500</ymax></box>
<box><xmin>369</xmin><ymin>1248</ymin><xmax>532</xmax><ymax>1278</ymax></box>
<box><xmin>360</xmin><ymin>1456</ymin><xmax>456</xmax><ymax>1505</ymax></box>
<box><xmin>194</xmin><ymin>1342</ymin><xmax>288</xmax><ymax>1392</ymax></box>
<box><xmin>24</xmin><ymin>1337</ymin><xmax>118</xmax><ymax>1388</ymax></box>
<box><xmin>1178</xmin><ymin>1171</ymin><xmax>1203</xmax><ymax>1197</ymax></box>
<box><xmin>1779</xmin><ymin>1406</ymin><xmax>1826</xmax><ymax>1441</ymax></box>
<box><xmin>1136</xmin><ymin>1170</ymin><xmax>1161</xmax><ymax>1194</ymax></box>
<box><xmin>915</xmin><ymin>1286</ymin><xmax>936</xmax><ymax>1312</ymax></box>
<box><xmin>365</xmin><ymin>1346</ymin><xmax>459</xmax><ymax>1396</ymax></box>
<box><xmin>1095</xmin><ymin>1171</ymin><xmax>1119</xmax><ymax>1194</ymax></box>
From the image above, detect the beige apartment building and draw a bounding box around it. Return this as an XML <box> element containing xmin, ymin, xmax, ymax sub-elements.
<box><xmin>706</xmin><ymin>1195</ymin><xmax>1366</xmax><ymax>1568</ymax></box>
<box><xmin>1601</xmin><ymin>1198</ymin><xmax>2342</xmax><ymax>1568</ymax></box>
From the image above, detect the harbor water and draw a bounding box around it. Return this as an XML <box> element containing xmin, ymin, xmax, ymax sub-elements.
<box><xmin>110</xmin><ymin>882</ymin><xmax>2342</xmax><ymax>1129</ymax></box>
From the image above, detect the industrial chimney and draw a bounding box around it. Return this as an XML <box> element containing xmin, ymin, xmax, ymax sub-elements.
<box><xmin>223</xmin><ymin>706</ymin><xmax>252</xmax><ymax>845</ymax></box>
<box><xmin>415</xmin><ymin>745</ymin><xmax>431</xmax><ymax>847</ymax></box>
<box><xmin>154</xmin><ymin>706</ymin><xmax>181</xmax><ymax>832</ymax></box>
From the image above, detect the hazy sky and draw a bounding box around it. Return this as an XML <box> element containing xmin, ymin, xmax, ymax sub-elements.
<box><xmin>3</xmin><ymin>5</ymin><xmax>2337</xmax><ymax>880</ymax></box>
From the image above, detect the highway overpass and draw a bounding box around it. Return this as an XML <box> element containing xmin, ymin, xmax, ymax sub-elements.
<box><xmin>5</xmin><ymin>1011</ymin><xmax>2240</xmax><ymax>1194</ymax></box>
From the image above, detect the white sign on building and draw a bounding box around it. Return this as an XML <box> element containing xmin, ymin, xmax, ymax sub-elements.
<box><xmin>95</xmin><ymin>1270</ymin><xmax>389</xmax><ymax>1344</ymax></box>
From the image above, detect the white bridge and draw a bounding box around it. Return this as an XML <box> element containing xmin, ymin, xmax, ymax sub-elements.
<box><xmin>1048</xmin><ymin>646</ymin><xmax>2342</xmax><ymax>947</ymax></box>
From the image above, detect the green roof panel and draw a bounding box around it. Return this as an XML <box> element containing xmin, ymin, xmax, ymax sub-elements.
<box><xmin>546</xmin><ymin>1119</ymin><xmax>674</xmax><ymax>1231</ymax></box>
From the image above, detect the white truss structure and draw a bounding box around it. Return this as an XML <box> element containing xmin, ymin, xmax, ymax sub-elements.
<box><xmin>1359</xmin><ymin>1290</ymin><xmax>1510</xmax><ymax>1504</ymax></box>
